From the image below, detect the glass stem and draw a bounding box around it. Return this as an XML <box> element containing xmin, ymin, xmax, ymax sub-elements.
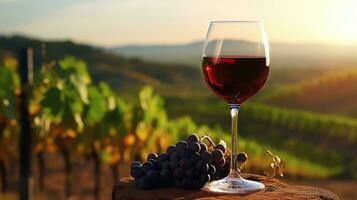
<box><xmin>229</xmin><ymin>104</ymin><xmax>241</xmax><ymax>176</ymax></box>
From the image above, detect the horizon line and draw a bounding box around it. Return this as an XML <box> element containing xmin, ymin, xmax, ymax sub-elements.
<box><xmin>1</xmin><ymin>32</ymin><xmax>357</xmax><ymax>49</ymax></box>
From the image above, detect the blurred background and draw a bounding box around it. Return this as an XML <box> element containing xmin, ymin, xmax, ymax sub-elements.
<box><xmin>1</xmin><ymin>0</ymin><xmax>357</xmax><ymax>199</ymax></box>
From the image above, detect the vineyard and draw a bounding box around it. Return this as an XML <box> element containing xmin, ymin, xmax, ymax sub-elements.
<box><xmin>0</xmin><ymin>54</ymin><xmax>178</xmax><ymax>198</ymax></box>
<box><xmin>259</xmin><ymin>68</ymin><xmax>357</xmax><ymax>117</ymax></box>
<box><xmin>243</xmin><ymin>103</ymin><xmax>357</xmax><ymax>143</ymax></box>
<box><xmin>260</xmin><ymin>68</ymin><xmax>357</xmax><ymax>100</ymax></box>
<box><xmin>1</xmin><ymin>50</ymin><xmax>355</xmax><ymax>198</ymax></box>
<box><xmin>166</xmin><ymin>96</ymin><xmax>357</xmax><ymax>179</ymax></box>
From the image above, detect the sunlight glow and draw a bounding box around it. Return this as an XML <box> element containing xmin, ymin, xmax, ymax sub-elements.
<box><xmin>328</xmin><ymin>1</ymin><xmax>357</xmax><ymax>44</ymax></box>
<box><xmin>1</xmin><ymin>0</ymin><xmax>357</xmax><ymax>46</ymax></box>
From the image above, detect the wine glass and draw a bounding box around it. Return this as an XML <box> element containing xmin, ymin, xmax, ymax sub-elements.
<box><xmin>202</xmin><ymin>21</ymin><xmax>269</xmax><ymax>194</ymax></box>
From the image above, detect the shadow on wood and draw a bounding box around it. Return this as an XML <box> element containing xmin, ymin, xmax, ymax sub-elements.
<box><xmin>112</xmin><ymin>174</ymin><xmax>339</xmax><ymax>200</ymax></box>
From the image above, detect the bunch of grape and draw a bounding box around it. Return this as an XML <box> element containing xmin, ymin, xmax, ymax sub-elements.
<box><xmin>130</xmin><ymin>134</ymin><xmax>235</xmax><ymax>190</ymax></box>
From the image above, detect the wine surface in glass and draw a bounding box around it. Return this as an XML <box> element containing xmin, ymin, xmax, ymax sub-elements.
<box><xmin>202</xmin><ymin>56</ymin><xmax>269</xmax><ymax>104</ymax></box>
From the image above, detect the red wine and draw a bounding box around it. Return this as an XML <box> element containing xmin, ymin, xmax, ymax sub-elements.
<box><xmin>202</xmin><ymin>56</ymin><xmax>269</xmax><ymax>104</ymax></box>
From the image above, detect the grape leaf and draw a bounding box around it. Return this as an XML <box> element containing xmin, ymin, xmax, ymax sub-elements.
<box><xmin>58</xmin><ymin>57</ymin><xmax>91</xmax><ymax>84</ymax></box>
<box><xmin>84</xmin><ymin>86</ymin><xmax>107</xmax><ymax>125</ymax></box>
<box><xmin>69</xmin><ymin>74</ymin><xmax>89</xmax><ymax>104</ymax></box>
<box><xmin>40</xmin><ymin>87</ymin><xmax>63</xmax><ymax>119</ymax></box>
<box><xmin>58</xmin><ymin>57</ymin><xmax>90</xmax><ymax>103</ymax></box>
<box><xmin>0</xmin><ymin>67</ymin><xmax>16</xmax><ymax>119</ymax></box>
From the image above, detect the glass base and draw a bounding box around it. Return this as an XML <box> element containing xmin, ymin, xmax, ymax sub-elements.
<box><xmin>204</xmin><ymin>173</ymin><xmax>265</xmax><ymax>194</ymax></box>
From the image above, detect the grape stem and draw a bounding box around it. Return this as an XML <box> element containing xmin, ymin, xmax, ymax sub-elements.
<box><xmin>265</xmin><ymin>150</ymin><xmax>287</xmax><ymax>178</ymax></box>
<box><xmin>200</xmin><ymin>135</ymin><xmax>216</xmax><ymax>146</ymax></box>
<box><xmin>200</xmin><ymin>135</ymin><xmax>232</xmax><ymax>153</ymax></box>
<box><xmin>200</xmin><ymin>135</ymin><xmax>232</xmax><ymax>164</ymax></box>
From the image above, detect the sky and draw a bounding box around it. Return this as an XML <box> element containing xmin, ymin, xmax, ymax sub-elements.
<box><xmin>0</xmin><ymin>0</ymin><xmax>357</xmax><ymax>47</ymax></box>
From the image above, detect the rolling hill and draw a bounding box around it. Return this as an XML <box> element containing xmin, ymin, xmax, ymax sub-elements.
<box><xmin>2</xmin><ymin>34</ymin><xmax>357</xmax><ymax>115</ymax></box>
<box><xmin>0</xmin><ymin>35</ymin><xmax>202</xmax><ymax>96</ymax></box>
<box><xmin>110</xmin><ymin>41</ymin><xmax>357</xmax><ymax>69</ymax></box>
<box><xmin>260</xmin><ymin>69</ymin><xmax>357</xmax><ymax>118</ymax></box>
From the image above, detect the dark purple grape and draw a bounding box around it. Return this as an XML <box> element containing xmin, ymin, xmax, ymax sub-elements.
<box><xmin>162</xmin><ymin>161</ymin><xmax>171</xmax><ymax>170</ymax></box>
<box><xmin>146</xmin><ymin>170</ymin><xmax>160</xmax><ymax>185</ymax></box>
<box><xmin>176</xmin><ymin>141</ymin><xmax>188</xmax><ymax>151</ymax></box>
<box><xmin>186</xmin><ymin>168</ymin><xmax>199</xmax><ymax>178</ymax></box>
<box><xmin>214</xmin><ymin>157</ymin><xmax>226</xmax><ymax>167</ymax></box>
<box><xmin>214</xmin><ymin>144</ymin><xmax>226</xmax><ymax>153</ymax></box>
<box><xmin>181</xmin><ymin>178</ymin><xmax>193</xmax><ymax>189</ymax></box>
<box><xmin>160</xmin><ymin>169</ymin><xmax>174</xmax><ymax>186</ymax></box>
<box><xmin>170</xmin><ymin>152</ymin><xmax>179</xmax><ymax>161</ymax></box>
<box><xmin>189</xmin><ymin>142</ymin><xmax>201</xmax><ymax>153</ymax></box>
<box><xmin>199</xmin><ymin>142</ymin><xmax>208</xmax><ymax>153</ymax></box>
<box><xmin>157</xmin><ymin>153</ymin><xmax>170</xmax><ymax>164</ymax></box>
<box><xmin>212</xmin><ymin>162</ymin><xmax>222</xmax><ymax>178</ymax></box>
<box><xmin>211</xmin><ymin>163</ymin><xmax>220</xmax><ymax>180</ymax></box>
<box><xmin>219</xmin><ymin>164</ymin><xmax>230</xmax><ymax>179</ymax></box>
<box><xmin>208</xmin><ymin>164</ymin><xmax>216</xmax><ymax>176</ymax></box>
<box><xmin>192</xmin><ymin>180</ymin><xmax>203</xmax><ymax>189</ymax></box>
<box><xmin>131</xmin><ymin>161</ymin><xmax>141</xmax><ymax>169</ymax></box>
<box><xmin>199</xmin><ymin>173</ymin><xmax>210</xmax><ymax>185</ymax></box>
<box><xmin>201</xmin><ymin>151</ymin><xmax>213</xmax><ymax>163</ymax></box>
<box><xmin>179</xmin><ymin>147</ymin><xmax>191</xmax><ymax>158</ymax></box>
<box><xmin>130</xmin><ymin>166</ymin><xmax>144</xmax><ymax>179</ymax></box>
<box><xmin>237</xmin><ymin>152</ymin><xmax>248</xmax><ymax>163</ymax></box>
<box><xmin>160</xmin><ymin>169</ymin><xmax>172</xmax><ymax>178</ymax></box>
<box><xmin>148</xmin><ymin>159</ymin><xmax>160</xmax><ymax>170</ymax></box>
<box><xmin>186</xmin><ymin>134</ymin><xmax>199</xmax><ymax>144</ymax></box>
<box><xmin>147</xmin><ymin>153</ymin><xmax>158</xmax><ymax>160</ymax></box>
<box><xmin>174</xmin><ymin>168</ymin><xmax>185</xmax><ymax>180</ymax></box>
<box><xmin>212</xmin><ymin>149</ymin><xmax>224</xmax><ymax>161</ymax></box>
<box><xmin>166</xmin><ymin>145</ymin><xmax>176</xmax><ymax>155</ymax></box>
<box><xmin>142</xmin><ymin>161</ymin><xmax>155</xmax><ymax>172</ymax></box>
<box><xmin>190</xmin><ymin>152</ymin><xmax>200</xmax><ymax>164</ymax></box>
<box><xmin>180</xmin><ymin>158</ymin><xmax>192</xmax><ymax>169</ymax></box>
<box><xmin>170</xmin><ymin>160</ymin><xmax>179</xmax><ymax>169</ymax></box>
<box><xmin>196</xmin><ymin>160</ymin><xmax>209</xmax><ymax>172</ymax></box>
<box><xmin>138</xmin><ymin>176</ymin><xmax>152</xmax><ymax>189</ymax></box>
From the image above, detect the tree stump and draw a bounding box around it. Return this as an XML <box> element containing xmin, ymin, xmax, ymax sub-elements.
<box><xmin>112</xmin><ymin>174</ymin><xmax>339</xmax><ymax>200</ymax></box>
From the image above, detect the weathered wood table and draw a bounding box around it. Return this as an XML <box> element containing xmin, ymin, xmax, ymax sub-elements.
<box><xmin>112</xmin><ymin>174</ymin><xmax>339</xmax><ymax>200</ymax></box>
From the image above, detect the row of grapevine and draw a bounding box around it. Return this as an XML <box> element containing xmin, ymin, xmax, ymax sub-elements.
<box><xmin>170</xmin><ymin>98</ymin><xmax>355</xmax><ymax>167</ymax></box>
<box><xmin>0</xmin><ymin>55</ymin><xmax>175</xmax><ymax>198</ymax></box>
<box><xmin>0</xmin><ymin>55</ymin><xmax>18</xmax><ymax>193</ymax></box>
<box><xmin>243</xmin><ymin>103</ymin><xmax>357</xmax><ymax>143</ymax></box>
<box><xmin>259</xmin><ymin>68</ymin><xmax>357</xmax><ymax>101</ymax></box>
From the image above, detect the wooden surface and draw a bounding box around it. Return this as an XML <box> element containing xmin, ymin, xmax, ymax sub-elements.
<box><xmin>112</xmin><ymin>174</ymin><xmax>339</xmax><ymax>200</ymax></box>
